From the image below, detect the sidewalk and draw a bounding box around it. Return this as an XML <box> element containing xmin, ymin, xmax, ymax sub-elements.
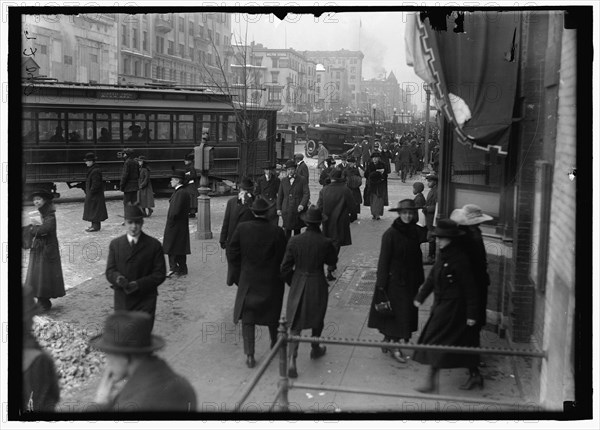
<box><xmin>48</xmin><ymin>168</ymin><xmax>534</xmax><ymax>413</ymax></box>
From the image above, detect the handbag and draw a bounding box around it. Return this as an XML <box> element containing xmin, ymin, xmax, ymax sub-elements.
<box><xmin>374</xmin><ymin>289</ymin><xmax>393</xmax><ymax>316</ymax></box>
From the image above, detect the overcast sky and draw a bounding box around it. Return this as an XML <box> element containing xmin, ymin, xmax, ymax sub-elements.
<box><xmin>236</xmin><ymin>11</ymin><xmax>427</xmax><ymax>108</ymax></box>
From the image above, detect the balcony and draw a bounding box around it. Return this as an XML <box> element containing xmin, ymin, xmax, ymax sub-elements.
<box><xmin>155</xmin><ymin>15</ymin><xmax>173</xmax><ymax>33</ymax></box>
<box><xmin>194</xmin><ymin>33</ymin><xmax>210</xmax><ymax>47</ymax></box>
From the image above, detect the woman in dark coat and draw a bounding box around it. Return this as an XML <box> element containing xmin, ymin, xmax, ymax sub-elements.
<box><xmin>280</xmin><ymin>207</ymin><xmax>338</xmax><ymax>378</ymax></box>
<box><xmin>136</xmin><ymin>155</ymin><xmax>155</xmax><ymax>217</ymax></box>
<box><xmin>343</xmin><ymin>156</ymin><xmax>363</xmax><ymax>222</ymax></box>
<box><xmin>184</xmin><ymin>153</ymin><xmax>199</xmax><ymax>218</ymax></box>
<box><xmin>368</xmin><ymin>199</ymin><xmax>425</xmax><ymax>363</ymax></box>
<box><xmin>227</xmin><ymin>198</ymin><xmax>287</xmax><ymax>368</ymax></box>
<box><xmin>82</xmin><ymin>153</ymin><xmax>108</xmax><ymax>232</ymax></box>
<box><xmin>25</xmin><ymin>189</ymin><xmax>66</xmax><ymax>310</ymax></box>
<box><xmin>363</xmin><ymin>152</ymin><xmax>389</xmax><ymax>220</ymax></box>
<box><xmin>412</xmin><ymin>219</ymin><xmax>480</xmax><ymax>394</ymax></box>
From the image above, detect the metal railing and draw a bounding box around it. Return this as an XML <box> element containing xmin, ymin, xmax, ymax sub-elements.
<box><xmin>233</xmin><ymin>317</ymin><xmax>546</xmax><ymax>412</ymax></box>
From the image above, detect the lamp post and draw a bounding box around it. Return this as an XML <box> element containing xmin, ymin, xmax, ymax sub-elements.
<box><xmin>372</xmin><ymin>103</ymin><xmax>376</xmax><ymax>135</ymax></box>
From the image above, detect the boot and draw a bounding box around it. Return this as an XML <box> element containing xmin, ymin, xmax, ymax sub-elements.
<box><xmin>288</xmin><ymin>354</ymin><xmax>298</xmax><ymax>378</ymax></box>
<box><xmin>246</xmin><ymin>354</ymin><xmax>256</xmax><ymax>369</ymax></box>
<box><xmin>415</xmin><ymin>366</ymin><xmax>439</xmax><ymax>394</ymax></box>
<box><xmin>459</xmin><ymin>368</ymin><xmax>483</xmax><ymax>390</ymax></box>
<box><xmin>310</xmin><ymin>344</ymin><xmax>327</xmax><ymax>359</ymax></box>
<box><xmin>391</xmin><ymin>342</ymin><xmax>407</xmax><ymax>363</ymax></box>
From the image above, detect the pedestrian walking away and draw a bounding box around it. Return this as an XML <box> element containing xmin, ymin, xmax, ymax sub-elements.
<box><xmin>23</xmin><ymin>189</ymin><xmax>65</xmax><ymax>311</ymax></box>
<box><xmin>82</xmin><ymin>152</ymin><xmax>108</xmax><ymax>231</ymax></box>
<box><xmin>412</xmin><ymin>219</ymin><xmax>480</xmax><ymax>394</ymax></box>
<box><xmin>163</xmin><ymin>170</ymin><xmax>191</xmax><ymax>278</ymax></box>
<box><xmin>280</xmin><ymin>206</ymin><xmax>338</xmax><ymax>378</ymax></box>
<box><xmin>226</xmin><ymin>198</ymin><xmax>287</xmax><ymax>368</ymax></box>
<box><xmin>136</xmin><ymin>155</ymin><xmax>155</xmax><ymax>217</ymax></box>
<box><xmin>342</xmin><ymin>156</ymin><xmax>363</xmax><ymax>222</ymax></box>
<box><xmin>277</xmin><ymin>160</ymin><xmax>310</xmax><ymax>239</ymax></box>
<box><xmin>106</xmin><ymin>204</ymin><xmax>166</xmax><ymax>331</ymax></box>
<box><xmin>254</xmin><ymin>163</ymin><xmax>280</xmax><ymax>226</ymax></box>
<box><xmin>294</xmin><ymin>153</ymin><xmax>310</xmax><ymax>183</ymax></box>
<box><xmin>220</xmin><ymin>177</ymin><xmax>256</xmax><ymax>286</ymax></box>
<box><xmin>184</xmin><ymin>152</ymin><xmax>199</xmax><ymax>218</ymax></box>
<box><xmin>318</xmin><ymin>157</ymin><xmax>336</xmax><ymax>187</ymax></box>
<box><xmin>317</xmin><ymin>168</ymin><xmax>356</xmax><ymax>280</ymax></box>
<box><xmin>90</xmin><ymin>311</ymin><xmax>197</xmax><ymax>412</ymax></box>
<box><xmin>367</xmin><ymin>199</ymin><xmax>426</xmax><ymax>363</ymax></box>
<box><xmin>119</xmin><ymin>148</ymin><xmax>139</xmax><ymax>221</ymax></box>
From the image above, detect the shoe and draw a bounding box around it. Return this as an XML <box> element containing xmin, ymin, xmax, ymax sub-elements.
<box><xmin>166</xmin><ymin>270</ymin><xmax>177</xmax><ymax>278</ymax></box>
<box><xmin>147</xmin><ymin>208</ymin><xmax>153</xmax><ymax>217</ymax></box>
<box><xmin>85</xmin><ymin>227</ymin><xmax>99</xmax><ymax>232</ymax></box>
<box><xmin>459</xmin><ymin>372</ymin><xmax>483</xmax><ymax>390</ymax></box>
<box><xmin>326</xmin><ymin>272</ymin><xmax>336</xmax><ymax>281</ymax></box>
<box><xmin>288</xmin><ymin>357</ymin><xmax>298</xmax><ymax>378</ymax></box>
<box><xmin>37</xmin><ymin>298</ymin><xmax>52</xmax><ymax>311</ymax></box>
<box><xmin>392</xmin><ymin>349</ymin><xmax>407</xmax><ymax>363</ymax></box>
<box><xmin>121</xmin><ymin>222</ymin><xmax>125</xmax><ymax>226</ymax></box>
<box><xmin>310</xmin><ymin>345</ymin><xmax>327</xmax><ymax>359</ymax></box>
<box><xmin>246</xmin><ymin>355</ymin><xmax>256</xmax><ymax>369</ymax></box>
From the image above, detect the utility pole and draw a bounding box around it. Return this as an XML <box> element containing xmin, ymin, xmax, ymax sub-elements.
<box><xmin>422</xmin><ymin>84</ymin><xmax>431</xmax><ymax>173</ymax></box>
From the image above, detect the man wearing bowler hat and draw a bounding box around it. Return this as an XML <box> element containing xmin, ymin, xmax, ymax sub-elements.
<box><xmin>83</xmin><ymin>153</ymin><xmax>108</xmax><ymax>232</ymax></box>
<box><xmin>280</xmin><ymin>206</ymin><xmax>338</xmax><ymax>378</ymax></box>
<box><xmin>119</xmin><ymin>148</ymin><xmax>139</xmax><ymax>215</ymax></box>
<box><xmin>254</xmin><ymin>163</ymin><xmax>280</xmax><ymax>226</ymax></box>
<box><xmin>163</xmin><ymin>170</ymin><xmax>191</xmax><ymax>278</ymax></box>
<box><xmin>106</xmin><ymin>204</ymin><xmax>166</xmax><ymax>330</ymax></box>
<box><xmin>227</xmin><ymin>198</ymin><xmax>287</xmax><ymax>368</ymax></box>
<box><xmin>91</xmin><ymin>311</ymin><xmax>197</xmax><ymax>411</ymax></box>
<box><xmin>277</xmin><ymin>160</ymin><xmax>310</xmax><ymax>239</ymax></box>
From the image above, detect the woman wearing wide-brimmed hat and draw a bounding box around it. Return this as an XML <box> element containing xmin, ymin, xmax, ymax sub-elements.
<box><xmin>280</xmin><ymin>206</ymin><xmax>338</xmax><ymax>379</ymax></box>
<box><xmin>136</xmin><ymin>155</ymin><xmax>155</xmax><ymax>217</ymax></box>
<box><xmin>367</xmin><ymin>199</ymin><xmax>426</xmax><ymax>363</ymax></box>
<box><xmin>412</xmin><ymin>219</ymin><xmax>480</xmax><ymax>394</ymax></box>
<box><xmin>82</xmin><ymin>152</ymin><xmax>108</xmax><ymax>232</ymax></box>
<box><xmin>24</xmin><ymin>189</ymin><xmax>66</xmax><ymax>311</ymax></box>
<box><xmin>90</xmin><ymin>311</ymin><xmax>197</xmax><ymax>411</ymax></box>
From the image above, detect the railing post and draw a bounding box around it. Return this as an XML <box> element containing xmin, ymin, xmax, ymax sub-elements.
<box><xmin>276</xmin><ymin>317</ymin><xmax>289</xmax><ymax>412</ymax></box>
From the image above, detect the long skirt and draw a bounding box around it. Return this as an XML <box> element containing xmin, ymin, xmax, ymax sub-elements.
<box><xmin>370</xmin><ymin>194</ymin><xmax>384</xmax><ymax>217</ymax></box>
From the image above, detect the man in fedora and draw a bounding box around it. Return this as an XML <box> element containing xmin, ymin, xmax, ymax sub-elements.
<box><xmin>119</xmin><ymin>148</ymin><xmax>139</xmax><ymax>224</ymax></box>
<box><xmin>254</xmin><ymin>163</ymin><xmax>280</xmax><ymax>226</ymax></box>
<box><xmin>294</xmin><ymin>153</ymin><xmax>309</xmax><ymax>183</ymax></box>
<box><xmin>220</xmin><ymin>177</ymin><xmax>256</xmax><ymax>286</ymax></box>
<box><xmin>163</xmin><ymin>170</ymin><xmax>191</xmax><ymax>278</ymax></box>
<box><xmin>183</xmin><ymin>152</ymin><xmax>199</xmax><ymax>219</ymax></box>
<box><xmin>317</xmin><ymin>168</ymin><xmax>356</xmax><ymax>281</ymax></box>
<box><xmin>277</xmin><ymin>160</ymin><xmax>310</xmax><ymax>240</ymax></box>
<box><xmin>423</xmin><ymin>173</ymin><xmax>439</xmax><ymax>264</ymax></box>
<box><xmin>227</xmin><ymin>198</ymin><xmax>287</xmax><ymax>368</ymax></box>
<box><xmin>91</xmin><ymin>311</ymin><xmax>197</xmax><ymax>411</ymax></box>
<box><xmin>318</xmin><ymin>157</ymin><xmax>336</xmax><ymax>187</ymax></box>
<box><xmin>280</xmin><ymin>206</ymin><xmax>338</xmax><ymax>378</ymax></box>
<box><xmin>106</xmin><ymin>204</ymin><xmax>166</xmax><ymax>330</ymax></box>
<box><xmin>83</xmin><ymin>152</ymin><xmax>108</xmax><ymax>232</ymax></box>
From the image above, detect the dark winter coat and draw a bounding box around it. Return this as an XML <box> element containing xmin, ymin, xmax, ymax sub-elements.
<box><xmin>456</xmin><ymin>225</ymin><xmax>490</xmax><ymax>328</ymax></box>
<box><xmin>280</xmin><ymin>227</ymin><xmax>338</xmax><ymax>330</ymax></box>
<box><xmin>367</xmin><ymin>218</ymin><xmax>425</xmax><ymax>339</ymax></box>
<box><xmin>295</xmin><ymin>161</ymin><xmax>309</xmax><ymax>182</ymax></box>
<box><xmin>363</xmin><ymin>160</ymin><xmax>389</xmax><ymax>207</ymax></box>
<box><xmin>220</xmin><ymin>195</ymin><xmax>256</xmax><ymax>286</ymax></box>
<box><xmin>120</xmin><ymin>157</ymin><xmax>139</xmax><ymax>192</ymax></box>
<box><xmin>254</xmin><ymin>174</ymin><xmax>280</xmax><ymax>223</ymax></box>
<box><xmin>277</xmin><ymin>174</ymin><xmax>310</xmax><ymax>231</ymax></box>
<box><xmin>413</xmin><ymin>192</ymin><xmax>426</xmax><ymax>209</ymax></box>
<box><xmin>227</xmin><ymin>218</ymin><xmax>287</xmax><ymax>325</ymax></box>
<box><xmin>317</xmin><ymin>182</ymin><xmax>356</xmax><ymax>248</ymax></box>
<box><xmin>25</xmin><ymin>202</ymin><xmax>66</xmax><ymax>299</ymax></box>
<box><xmin>412</xmin><ymin>242</ymin><xmax>480</xmax><ymax>369</ymax></box>
<box><xmin>106</xmin><ymin>231</ymin><xmax>166</xmax><ymax>327</ymax></box>
<box><xmin>343</xmin><ymin>165</ymin><xmax>363</xmax><ymax>206</ymax></box>
<box><xmin>137</xmin><ymin>166</ymin><xmax>155</xmax><ymax>208</ymax></box>
<box><xmin>424</xmin><ymin>184</ymin><xmax>438</xmax><ymax>228</ymax></box>
<box><xmin>105</xmin><ymin>355</ymin><xmax>197</xmax><ymax>412</ymax></box>
<box><xmin>83</xmin><ymin>163</ymin><xmax>108</xmax><ymax>222</ymax></box>
<box><xmin>185</xmin><ymin>164</ymin><xmax>199</xmax><ymax>211</ymax></box>
<box><xmin>162</xmin><ymin>186</ymin><xmax>191</xmax><ymax>255</ymax></box>
<box><xmin>22</xmin><ymin>335</ymin><xmax>60</xmax><ymax>413</ymax></box>
<box><xmin>319</xmin><ymin>166</ymin><xmax>335</xmax><ymax>186</ymax></box>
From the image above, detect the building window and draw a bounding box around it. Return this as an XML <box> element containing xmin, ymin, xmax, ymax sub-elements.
<box><xmin>121</xmin><ymin>24</ymin><xmax>127</xmax><ymax>46</ymax></box>
<box><xmin>180</xmin><ymin>71</ymin><xmax>185</xmax><ymax>83</ymax></box>
<box><xmin>207</xmin><ymin>52</ymin><xmax>212</xmax><ymax>65</ymax></box>
<box><xmin>208</xmin><ymin>29</ymin><xmax>213</xmax><ymax>41</ymax></box>
<box><xmin>190</xmin><ymin>49</ymin><xmax>194</xmax><ymax>61</ymax></box>
<box><xmin>350</xmin><ymin>75</ymin><xmax>356</xmax><ymax>80</ymax></box>
<box><xmin>215</xmin><ymin>32</ymin><xmax>220</xmax><ymax>45</ymax></box>
<box><xmin>64</xmin><ymin>55</ymin><xmax>73</xmax><ymax>65</ymax></box>
<box><xmin>268</xmin><ymin>87</ymin><xmax>282</xmax><ymax>101</ymax></box>
<box><xmin>179</xmin><ymin>16</ymin><xmax>184</xmax><ymax>30</ymax></box>
<box><xmin>335</xmin><ymin>71</ymin><xmax>340</xmax><ymax>79</ymax></box>
<box><xmin>179</xmin><ymin>43</ymin><xmax>184</xmax><ymax>57</ymax></box>
<box><xmin>198</xmin><ymin>25</ymin><xmax>204</xmax><ymax>38</ymax></box>
<box><xmin>189</xmin><ymin>21</ymin><xmax>194</xmax><ymax>36</ymax></box>
<box><xmin>142</xmin><ymin>31</ymin><xmax>147</xmax><ymax>50</ymax></box>
<box><xmin>90</xmin><ymin>53</ymin><xmax>98</xmax><ymax>63</ymax></box>
<box><xmin>168</xmin><ymin>40</ymin><xmax>174</xmax><ymax>55</ymax></box>
<box><xmin>123</xmin><ymin>57</ymin><xmax>130</xmax><ymax>74</ymax></box>
<box><xmin>144</xmin><ymin>62</ymin><xmax>150</xmax><ymax>77</ymax></box>
<box><xmin>271</xmin><ymin>71</ymin><xmax>279</xmax><ymax>83</ymax></box>
<box><xmin>40</xmin><ymin>45</ymin><xmax>47</xmax><ymax>55</ymax></box>
<box><xmin>350</xmin><ymin>66</ymin><xmax>356</xmax><ymax>73</ymax></box>
<box><xmin>132</xmin><ymin>28</ymin><xmax>138</xmax><ymax>49</ymax></box>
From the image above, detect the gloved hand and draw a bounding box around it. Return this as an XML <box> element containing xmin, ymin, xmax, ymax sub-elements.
<box><xmin>123</xmin><ymin>281</ymin><xmax>139</xmax><ymax>295</ymax></box>
<box><xmin>115</xmin><ymin>275</ymin><xmax>128</xmax><ymax>288</ymax></box>
<box><xmin>220</xmin><ymin>242</ymin><xmax>226</xmax><ymax>250</ymax></box>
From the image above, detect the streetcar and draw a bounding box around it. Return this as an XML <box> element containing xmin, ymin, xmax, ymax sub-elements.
<box><xmin>21</xmin><ymin>80</ymin><xmax>278</xmax><ymax>196</ymax></box>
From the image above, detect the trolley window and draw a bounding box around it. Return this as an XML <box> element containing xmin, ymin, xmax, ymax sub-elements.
<box><xmin>124</xmin><ymin>113</ymin><xmax>148</xmax><ymax>142</ymax></box>
<box><xmin>23</xmin><ymin>110</ymin><xmax>37</xmax><ymax>143</ymax></box>
<box><xmin>66</xmin><ymin>112</ymin><xmax>92</xmax><ymax>143</ymax></box>
<box><xmin>38</xmin><ymin>111</ymin><xmax>65</xmax><ymax>143</ymax></box>
<box><xmin>218</xmin><ymin>114</ymin><xmax>236</xmax><ymax>142</ymax></box>
<box><xmin>196</xmin><ymin>113</ymin><xmax>217</xmax><ymax>142</ymax></box>
<box><xmin>96</xmin><ymin>113</ymin><xmax>120</xmax><ymax>143</ymax></box>
<box><xmin>149</xmin><ymin>113</ymin><xmax>171</xmax><ymax>141</ymax></box>
<box><xmin>175</xmin><ymin>114</ymin><xmax>194</xmax><ymax>141</ymax></box>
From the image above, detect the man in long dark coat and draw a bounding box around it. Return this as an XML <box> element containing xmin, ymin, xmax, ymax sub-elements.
<box><xmin>423</xmin><ymin>174</ymin><xmax>438</xmax><ymax>264</ymax></box>
<box><xmin>317</xmin><ymin>169</ymin><xmax>356</xmax><ymax>281</ymax></box>
<box><xmin>280</xmin><ymin>207</ymin><xmax>338</xmax><ymax>378</ymax></box>
<box><xmin>294</xmin><ymin>153</ymin><xmax>310</xmax><ymax>183</ymax></box>
<box><xmin>83</xmin><ymin>152</ymin><xmax>108</xmax><ymax>232</ymax></box>
<box><xmin>277</xmin><ymin>160</ymin><xmax>310</xmax><ymax>239</ymax></box>
<box><xmin>106</xmin><ymin>205</ymin><xmax>166</xmax><ymax>331</ymax></box>
<box><xmin>162</xmin><ymin>170</ymin><xmax>191</xmax><ymax>278</ymax></box>
<box><xmin>227</xmin><ymin>198</ymin><xmax>287</xmax><ymax>368</ymax></box>
<box><xmin>119</xmin><ymin>148</ymin><xmax>139</xmax><ymax>207</ymax></box>
<box><xmin>318</xmin><ymin>157</ymin><xmax>336</xmax><ymax>187</ymax></box>
<box><xmin>254</xmin><ymin>163</ymin><xmax>280</xmax><ymax>226</ymax></box>
<box><xmin>220</xmin><ymin>177</ymin><xmax>255</xmax><ymax>286</ymax></box>
<box><xmin>342</xmin><ymin>156</ymin><xmax>363</xmax><ymax>222</ymax></box>
<box><xmin>184</xmin><ymin>152</ymin><xmax>199</xmax><ymax>218</ymax></box>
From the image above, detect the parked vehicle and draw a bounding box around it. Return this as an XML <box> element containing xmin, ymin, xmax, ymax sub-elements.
<box><xmin>304</xmin><ymin>126</ymin><xmax>352</xmax><ymax>157</ymax></box>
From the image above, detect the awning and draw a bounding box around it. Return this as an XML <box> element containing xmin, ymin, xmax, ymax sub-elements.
<box><xmin>406</xmin><ymin>11</ymin><xmax>520</xmax><ymax>155</ymax></box>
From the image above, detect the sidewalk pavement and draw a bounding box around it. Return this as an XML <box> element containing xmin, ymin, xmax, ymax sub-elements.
<box><xmin>50</xmin><ymin>168</ymin><xmax>536</xmax><ymax>414</ymax></box>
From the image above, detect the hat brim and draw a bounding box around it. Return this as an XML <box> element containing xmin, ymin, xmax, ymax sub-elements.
<box><xmin>462</xmin><ymin>214</ymin><xmax>493</xmax><ymax>225</ymax></box>
<box><xmin>389</xmin><ymin>206</ymin><xmax>423</xmax><ymax>212</ymax></box>
<box><xmin>300</xmin><ymin>213</ymin><xmax>328</xmax><ymax>224</ymax></box>
<box><xmin>90</xmin><ymin>334</ymin><xmax>165</xmax><ymax>354</ymax></box>
<box><xmin>250</xmin><ymin>201</ymin><xmax>275</xmax><ymax>214</ymax></box>
<box><xmin>29</xmin><ymin>190</ymin><xmax>54</xmax><ymax>200</ymax></box>
<box><xmin>432</xmin><ymin>229</ymin><xmax>465</xmax><ymax>238</ymax></box>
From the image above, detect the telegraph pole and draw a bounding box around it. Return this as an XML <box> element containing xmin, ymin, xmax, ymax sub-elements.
<box><xmin>422</xmin><ymin>84</ymin><xmax>431</xmax><ymax>173</ymax></box>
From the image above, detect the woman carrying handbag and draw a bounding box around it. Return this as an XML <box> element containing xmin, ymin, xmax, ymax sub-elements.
<box><xmin>367</xmin><ymin>199</ymin><xmax>426</xmax><ymax>363</ymax></box>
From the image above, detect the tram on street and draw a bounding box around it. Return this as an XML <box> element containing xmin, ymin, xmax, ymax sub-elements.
<box><xmin>21</xmin><ymin>80</ymin><xmax>278</xmax><ymax>196</ymax></box>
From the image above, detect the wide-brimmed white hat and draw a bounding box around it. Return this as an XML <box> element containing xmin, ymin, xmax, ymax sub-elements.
<box><xmin>455</xmin><ymin>204</ymin><xmax>493</xmax><ymax>225</ymax></box>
